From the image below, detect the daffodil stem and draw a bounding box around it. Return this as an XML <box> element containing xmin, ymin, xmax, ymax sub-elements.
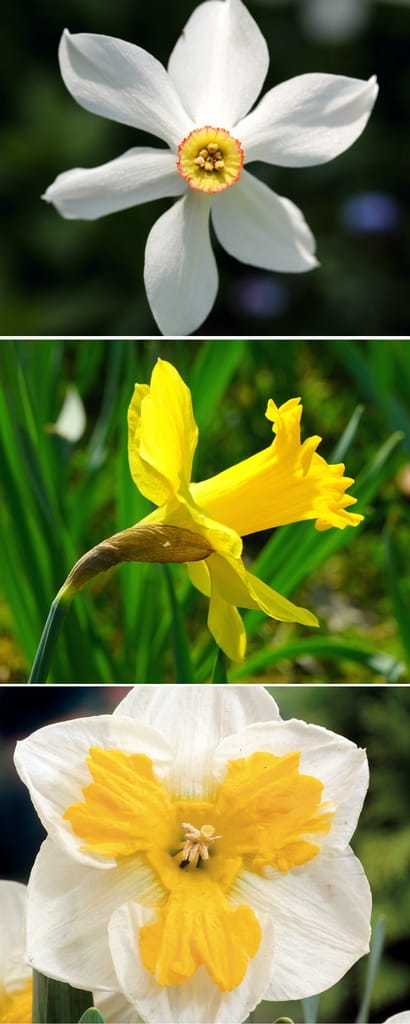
<box><xmin>28</xmin><ymin>592</ymin><xmax>71</xmax><ymax>684</ymax></box>
<box><xmin>211</xmin><ymin>645</ymin><xmax>228</xmax><ymax>683</ymax></box>
<box><xmin>302</xmin><ymin>995</ymin><xmax>320</xmax><ymax>1024</ymax></box>
<box><xmin>162</xmin><ymin>565</ymin><xmax>194</xmax><ymax>683</ymax></box>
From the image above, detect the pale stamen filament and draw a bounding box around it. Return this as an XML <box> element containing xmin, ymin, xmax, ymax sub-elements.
<box><xmin>177</xmin><ymin>822</ymin><xmax>222</xmax><ymax>870</ymax></box>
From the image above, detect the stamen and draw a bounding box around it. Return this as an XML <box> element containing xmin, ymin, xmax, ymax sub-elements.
<box><xmin>177</xmin><ymin>126</ymin><xmax>244</xmax><ymax>193</ymax></box>
<box><xmin>176</xmin><ymin>822</ymin><xmax>222</xmax><ymax>870</ymax></box>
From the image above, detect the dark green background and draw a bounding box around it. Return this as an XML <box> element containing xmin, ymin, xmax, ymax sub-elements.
<box><xmin>1</xmin><ymin>0</ymin><xmax>409</xmax><ymax>335</ymax></box>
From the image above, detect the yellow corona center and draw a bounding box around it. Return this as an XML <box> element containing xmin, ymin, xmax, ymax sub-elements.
<box><xmin>177</xmin><ymin>126</ymin><xmax>244</xmax><ymax>193</ymax></box>
<box><xmin>0</xmin><ymin>979</ymin><xmax>32</xmax><ymax>1024</ymax></box>
<box><xmin>64</xmin><ymin>746</ymin><xmax>335</xmax><ymax>992</ymax></box>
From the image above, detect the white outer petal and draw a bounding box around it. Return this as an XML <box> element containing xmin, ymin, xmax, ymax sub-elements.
<box><xmin>59</xmin><ymin>30</ymin><xmax>193</xmax><ymax>149</ymax></box>
<box><xmin>113</xmin><ymin>685</ymin><xmax>280</xmax><ymax>800</ymax></box>
<box><xmin>237</xmin><ymin>73</ymin><xmax>378</xmax><ymax>167</ymax></box>
<box><xmin>168</xmin><ymin>0</ymin><xmax>269</xmax><ymax>128</ymax></box>
<box><xmin>95</xmin><ymin>988</ymin><xmax>136</xmax><ymax>1024</ymax></box>
<box><xmin>108</xmin><ymin>901</ymin><xmax>275</xmax><ymax>1024</ymax></box>
<box><xmin>14</xmin><ymin>715</ymin><xmax>173</xmax><ymax>868</ymax></box>
<box><xmin>212</xmin><ymin>169</ymin><xmax>318</xmax><ymax>272</ymax></box>
<box><xmin>144</xmin><ymin>191</ymin><xmax>218</xmax><ymax>335</ymax></box>
<box><xmin>212</xmin><ymin>718</ymin><xmax>369</xmax><ymax>848</ymax></box>
<box><xmin>43</xmin><ymin>148</ymin><xmax>186</xmax><ymax>220</ymax></box>
<box><xmin>0</xmin><ymin>880</ymin><xmax>30</xmax><ymax>992</ymax></box>
<box><xmin>384</xmin><ymin>1015</ymin><xmax>410</xmax><ymax>1024</ymax></box>
<box><xmin>230</xmin><ymin>849</ymin><xmax>371</xmax><ymax>999</ymax></box>
<box><xmin>25</xmin><ymin>838</ymin><xmax>162</xmax><ymax>991</ymax></box>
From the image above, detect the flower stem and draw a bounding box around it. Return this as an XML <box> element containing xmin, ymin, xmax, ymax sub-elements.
<box><xmin>355</xmin><ymin>916</ymin><xmax>385</xmax><ymax>1024</ymax></box>
<box><xmin>28</xmin><ymin>592</ymin><xmax>71</xmax><ymax>683</ymax></box>
<box><xmin>211</xmin><ymin>645</ymin><xmax>228</xmax><ymax>683</ymax></box>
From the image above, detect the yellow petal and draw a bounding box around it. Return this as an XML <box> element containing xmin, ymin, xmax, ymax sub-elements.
<box><xmin>139</xmin><ymin>872</ymin><xmax>261</xmax><ymax>991</ymax></box>
<box><xmin>191</xmin><ymin>397</ymin><xmax>363</xmax><ymax>536</ymax></box>
<box><xmin>128</xmin><ymin>360</ymin><xmax>198</xmax><ymax>505</ymax></box>
<box><xmin>209</xmin><ymin>553</ymin><xmax>318</xmax><ymax>626</ymax></box>
<box><xmin>214</xmin><ymin>751</ymin><xmax>334</xmax><ymax>873</ymax></box>
<box><xmin>64</xmin><ymin>748</ymin><xmax>176</xmax><ymax>858</ymax></box>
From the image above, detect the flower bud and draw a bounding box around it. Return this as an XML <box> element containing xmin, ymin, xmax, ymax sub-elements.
<box><xmin>60</xmin><ymin>524</ymin><xmax>213</xmax><ymax>595</ymax></box>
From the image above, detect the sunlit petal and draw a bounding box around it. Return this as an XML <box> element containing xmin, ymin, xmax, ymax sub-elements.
<box><xmin>43</xmin><ymin>148</ymin><xmax>186</xmax><ymax>220</ymax></box>
<box><xmin>59</xmin><ymin>30</ymin><xmax>192</xmax><ymax>148</ymax></box>
<box><xmin>211</xmin><ymin>170</ymin><xmax>318</xmax><ymax>272</ymax></box>
<box><xmin>168</xmin><ymin>0</ymin><xmax>269</xmax><ymax>129</ymax></box>
<box><xmin>144</xmin><ymin>192</ymin><xmax>218</xmax><ymax>335</ymax></box>
<box><xmin>238</xmin><ymin>73</ymin><xmax>378</xmax><ymax>167</ymax></box>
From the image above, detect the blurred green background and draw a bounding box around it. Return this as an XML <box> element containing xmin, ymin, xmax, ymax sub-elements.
<box><xmin>0</xmin><ymin>684</ymin><xmax>409</xmax><ymax>1022</ymax></box>
<box><xmin>0</xmin><ymin>337</ymin><xmax>409</xmax><ymax>683</ymax></box>
<box><xmin>0</xmin><ymin>0</ymin><xmax>409</xmax><ymax>335</ymax></box>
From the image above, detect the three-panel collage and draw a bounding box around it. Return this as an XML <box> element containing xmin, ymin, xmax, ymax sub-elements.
<box><xmin>1</xmin><ymin>1</ymin><xmax>409</xmax><ymax>1024</ymax></box>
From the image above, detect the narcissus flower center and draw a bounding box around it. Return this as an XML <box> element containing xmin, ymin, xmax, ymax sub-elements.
<box><xmin>177</xmin><ymin>126</ymin><xmax>244</xmax><ymax>192</ymax></box>
<box><xmin>64</xmin><ymin>747</ymin><xmax>335</xmax><ymax>992</ymax></box>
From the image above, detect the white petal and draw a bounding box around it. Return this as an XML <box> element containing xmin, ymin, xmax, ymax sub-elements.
<box><xmin>0</xmin><ymin>880</ymin><xmax>30</xmax><ymax>991</ymax></box>
<box><xmin>52</xmin><ymin>385</ymin><xmax>86</xmax><ymax>441</ymax></box>
<box><xmin>113</xmin><ymin>685</ymin><xmax>280</xmax><ymax>801</ymax></box>
<box><xmin>14</xmin><ymin>715</ymin><xmax>173</xmax><ymax>867</ymax></box>
<box><xmin>213</xmin><ymin>718</ymin><xmax>368</xmax><ymax>847</ymax></box>
<box><xmin>95</xmin><ymin>988</ymin><xmax>136</xmax><ymax>1024</ymax></box>
<box><xmin>144</xmin><ymin>191</ymin><xmax>218</xmax><ymax>335</ymax></box>
<box><xmin>108</xmin><ymin>901</ymin><xmax>275</xmax><ymax>1024</ymax></box>
<box><xmin>384</xmin><ymin>1015</ymin><xmax>410</xmax><ymax>1024</ymax></box>
<box><xmin>59</xmin><ymin>30</ymin><xmax>193</xmax><ymax>149</ymax></box>
<box><xmin>26</xmin><ymin>838</ymin><xmax>162</xmax><ymax>991</ymax></box>
<box><xmin>231</xmin><ymin>849</ymin><xmax>371</xmax><ymax>999</ymax></box>
<box><xmin>43</xmin><ymin>148</ymin><xmax>186</xmax><ymax>220</ymax></box>
<box><xmin>237</xmin><ymin>72</ymin><xmax>378</xmax><ymax>167</ymax></box>
<box><xmin>168</xmin><ymin>0</ymin><xmax>269</xmax><ymax>129</ymax></box>
<box><xmin>212</xmin><ymin>170</ymin><xmax>317</xmax><ymax>272</ymax></box>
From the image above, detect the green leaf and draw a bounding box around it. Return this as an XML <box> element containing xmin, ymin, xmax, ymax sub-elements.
<box><xmin>355</xmin><ymin>916</ymin><xmax>386</xmax><ymax>1023</ymax></box>
<box><xmin>211</xmin><ymin>645</ymin><xmax>228</xmax><ymax>682</ymax></box>
<box><xmin>384</xmin><ymin>524</ymin><xmax>410</xmax><ymax>669</ymax></box>
<box><xmin>32</xmin><ymin>971</ymin><xmax>93</xmax><ymax>1024</ymax></box>
<box><xmin>77</xmin><ymin>1009</ymin><xmax>105</xmax><ymax>1024</ymax></box>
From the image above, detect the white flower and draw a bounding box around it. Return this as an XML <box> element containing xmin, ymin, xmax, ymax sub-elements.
<box><xmin>0</xmin><ymin>878</ymin><xmax>136</xmax><ymax>1023</ymax></box>
<box><xmin>383</xmin><ymin>1015</ymin><xmax>410</xmax><ymax>1024</ymax></box>
<box><xmin>43</xmin><ymin>0</ymin><xmax>378</xmax><ymax>335</ymax></box>
<box><xmin>14</xmin><ymin>686</ymin><xmax>371</xmax><ymax>1024</ymax></box>
<box><xmin>0</xmin><ymin>879</ymin><xmax>32</xmax><ymax>1024</ymax></box>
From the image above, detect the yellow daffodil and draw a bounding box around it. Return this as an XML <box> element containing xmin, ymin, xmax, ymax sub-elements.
<box><xmin>128</xmin><ymin>359</ymin><xmax>363</xmax><ymax>660</ymax></box>
<box><xmin>14</xmin><ymin>686</ymin><xmax>371</xmax><ymax>1024</ymax></box>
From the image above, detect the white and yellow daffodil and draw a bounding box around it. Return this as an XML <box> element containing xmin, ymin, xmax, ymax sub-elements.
<box><xmin>0</xmin><ymin>879</ymin><xmax>135</xmax><ymax>1024</ymax></box>
<box><xmin>14</xmin><ymin>686</ymin><xmax>372</xmax><ymax>1024</ymax></box>
<box><xmin>43</xmin><ymin>0</ymin><xmax>378</xmax><ymax>334</ymax></box>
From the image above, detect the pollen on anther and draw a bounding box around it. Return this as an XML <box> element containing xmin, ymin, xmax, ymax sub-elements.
<box><xmin>177</xmin><ymin>125</ymin><xmax>244</xmax><ymax>193</ymax></box>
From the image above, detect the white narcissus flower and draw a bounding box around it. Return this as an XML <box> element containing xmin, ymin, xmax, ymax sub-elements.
<box><xmin>43</xmin><ymin>0</ymin><xmax>378</xmax><ymax>335</ymax></box>
<box><xmin>14</xmin><ymin>687</ymin><xmax>371</xmax><ymax>1024</ymax></box>
<box><xmin>0</xmin><ymin>880</ymin><xmax>136</xmax><ymax>1024</ymax></box>
<box><xmin>0</xmin><ymin>880</ymin><xmax>32</xmax><ymax>1023</ymax></box>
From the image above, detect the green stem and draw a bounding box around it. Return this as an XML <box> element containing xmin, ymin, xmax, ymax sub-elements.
<box><xmin>28</xmin><ymin>592</ymin><xmax>71</xmax><ymax>683</ymax></box>
<box><xmin>302</xmin><ymin>994</ymin><xmax>320</xmax><ymax>1024</ymax></box>
<box><xmin>211</xmin><ymin>645</ymin><xmax>228</xmax><ymax>682</ymax></box>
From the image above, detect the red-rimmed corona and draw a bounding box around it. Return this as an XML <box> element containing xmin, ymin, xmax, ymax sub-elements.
<box><xmin>177</xmin><ymin>126</ymin><xmax>244</xmax><ymax>192</ymax></box>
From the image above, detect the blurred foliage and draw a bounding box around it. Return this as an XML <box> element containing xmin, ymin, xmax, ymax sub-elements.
<box><xmin>0</xmin><ymin>0</ymin><xmax>409</xmax><ymax>334</ymax></box>
<box><xmin>0</xmin><ymin>337</ymin><xmax>409</xmax><ymax>683</ymax></box>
